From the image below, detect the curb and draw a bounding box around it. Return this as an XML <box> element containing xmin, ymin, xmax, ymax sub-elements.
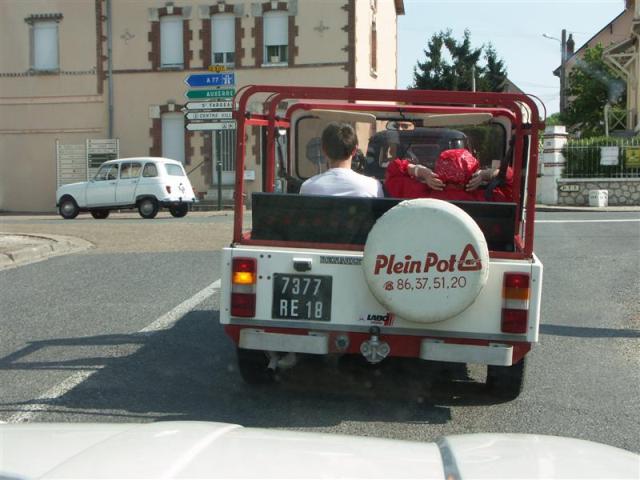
<box><xmin>536</xmin><ymin>205</ymin><xmax>640</xmax><ymax>212</ymax></box>
<box><xmin>0</xmin><ymin>233</ymin><xmax>94</xmax><ymax>270</ymax></box>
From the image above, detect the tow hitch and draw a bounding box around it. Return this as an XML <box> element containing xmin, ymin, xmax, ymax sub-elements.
<box><xmin>360</xmin><ymin>327</ymin><xmax>390</xmax><ymax>364</ymax></box>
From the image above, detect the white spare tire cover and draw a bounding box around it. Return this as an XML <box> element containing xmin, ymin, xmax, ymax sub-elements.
<box><xmin>363</xmin><ymin>199</ymin><xmax>489</xmax><ymax>324</ymax></box>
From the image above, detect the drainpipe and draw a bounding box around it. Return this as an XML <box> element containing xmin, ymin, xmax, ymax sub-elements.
<box><xmin>106</xmin><ymin>0</ymin><xmax>114</xmax><ymax>139</ymax></box>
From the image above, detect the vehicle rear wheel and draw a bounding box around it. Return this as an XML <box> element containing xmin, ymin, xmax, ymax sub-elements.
<box><xmin>137</xmin><ymin>198</ymin><xmax>159</xmax><ymax>219</ymax></box>
<box><xmin>486</xmin><ymin>357</ymin><xmax>526</xmax><ymax>401</ymax></box>
<box><xmin>59</xmin><ymin>197</ymin><xmax>79</xmax><ymax>220</ymax></box>
<box><xmin>90</xmin><ymin>210</ymin><xmax>110</xmax><ymax>220</ymax></box>
<box><xmin>237</xmin><ymin>348</ymin><xmax>275</xmax><ymax>385</ymax></box>
<box><xmin>169</xmin><ymin>204</ymin><xmax>189</xmax><ymax>218</ymax></box>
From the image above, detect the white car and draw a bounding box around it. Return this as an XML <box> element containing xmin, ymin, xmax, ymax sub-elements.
<box><xmin>55</xmin><ymin>157</ymin><xmax>197</xmax><ymax>220</ymax></box>
<box><xmin>0</xmin><ymin>422</ymin><xmax>638</xmax><ymax>479</ymax></box>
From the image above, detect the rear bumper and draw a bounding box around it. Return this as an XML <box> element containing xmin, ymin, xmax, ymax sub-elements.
<box><xmin>159</xmin><ymin>198</ymin><xmax>197</xmax><ymax>207</ymax></box>
<box><xmin>227</xmin><ymin>325</ymin><xmax>530</xmax><ymax>366</ymax></box>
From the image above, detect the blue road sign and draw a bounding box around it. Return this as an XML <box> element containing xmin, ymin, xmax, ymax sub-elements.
<box><xmin>184</xmin><ymin>73</ymin><xmax>235</xmax><ymax>88</ymax></box>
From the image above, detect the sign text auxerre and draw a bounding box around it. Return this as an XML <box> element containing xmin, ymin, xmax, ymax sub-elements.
<box><xmin>373</xmin><ymin>244</ymin><xmax>482</xmax><ymax>275</ymax></box>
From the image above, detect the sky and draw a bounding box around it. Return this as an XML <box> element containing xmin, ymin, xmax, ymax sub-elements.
<box><xmin>397</xmin><ymin>0</ymin><xmax>627</xmax><ymax>115</ymax></box>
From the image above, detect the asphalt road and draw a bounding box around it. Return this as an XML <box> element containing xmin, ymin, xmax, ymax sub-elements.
<box><xmin>0</xmin><ymin>211</ymin><xmax>638</xmax><ymax>453</ymax></box>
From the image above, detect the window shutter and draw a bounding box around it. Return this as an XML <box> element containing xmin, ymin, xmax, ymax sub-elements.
<box><xmin>34</xmin><ymin>22</ymin><xmax>59</xmax><ymax>70</ymax></box>
<box><xmin>212</xmin><ymin>14</ymin><xmax>235</xmax><ymax>53</ymax></box>
<box><xmin>162</xmin><ymin>113</ymin><xmax>185</xmax><ymax>164</ymax></box>
<box><xmin>160</xmin><ymin>16</ymin><xmax>184</xmax><ymax>67</ymax></box>
<box><xmin>264</xmin><ymin>11</ymin><xmax>288</xmax><ymax>46</ymax></box>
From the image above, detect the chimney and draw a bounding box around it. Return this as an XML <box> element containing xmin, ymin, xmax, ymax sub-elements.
<box><xmin>567</xmin><ymin>34</ymin><xmax>575</xmax><ymax>56</ymax></box>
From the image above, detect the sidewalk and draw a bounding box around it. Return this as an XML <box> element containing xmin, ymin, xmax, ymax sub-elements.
<box><xmin>0</xmin><ymin>233</ymin><xmax>93</xmax><ymax>270</ymax></box>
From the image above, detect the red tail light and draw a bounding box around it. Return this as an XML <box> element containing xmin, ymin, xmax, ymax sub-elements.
<box><xmin>231</xmin><ymin>257</ymin><xmax>257</xmax><ymax>317</ymax></box>
<box><xmin>501</xmin><ymin>272</ymin><xmax>530</xmax><ymax>334</ymax></box>
<box><xmin>166</xmin><ymin>185</ymin><xmax>172</xmax><ymax>194</ymax></box>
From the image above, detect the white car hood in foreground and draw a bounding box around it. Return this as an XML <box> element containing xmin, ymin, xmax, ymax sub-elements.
<box><xmin>0</xmin><ymin>422</ymin><xmax>637</xmax><ymax>479</ymax></box>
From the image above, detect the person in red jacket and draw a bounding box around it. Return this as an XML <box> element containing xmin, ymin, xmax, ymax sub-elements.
<box><xmin>384</xmin><ymin>148</ymin><xmax>513</xmax><ymax>202</ymax></box>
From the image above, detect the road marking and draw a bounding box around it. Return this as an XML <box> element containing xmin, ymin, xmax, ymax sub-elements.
<box><xmin>536</xmin><ymin>219</ymin><xmax>640</xmax><ymax>224</ymax></box>
<box><xmin>7</xmin><ymin>279</ymin><xmax>221</xmax><ymax>423</ymax></box>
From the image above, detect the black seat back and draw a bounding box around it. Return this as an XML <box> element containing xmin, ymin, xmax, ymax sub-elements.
<box><xmin>251</xmin><ymin>193</ymin><xmax>516</xmax><ymax>250</ymax></box>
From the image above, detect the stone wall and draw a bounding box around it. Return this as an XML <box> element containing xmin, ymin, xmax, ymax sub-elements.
<box><xmin>557</xmin><ymin>179</ymin><xmax>640</xmax><ymax>206</ymax></box>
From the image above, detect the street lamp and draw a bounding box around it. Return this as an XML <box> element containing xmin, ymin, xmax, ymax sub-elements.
<box><xmin>543</xmin><ymin>30</ymin><xmax>567</xmax><ymax>114</ymax></box>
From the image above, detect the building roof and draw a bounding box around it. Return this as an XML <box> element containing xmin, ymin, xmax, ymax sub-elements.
<box><xmin>552</xmin><ymin>8</ymin><xmax>627</xmax><ymax>76</ymax></box>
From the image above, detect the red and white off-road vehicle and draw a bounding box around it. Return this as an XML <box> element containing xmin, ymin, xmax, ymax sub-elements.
<box><xmin>220</xmin><ymin>86</ymin><xmax>544</xmax><ymax>399</ymax></box>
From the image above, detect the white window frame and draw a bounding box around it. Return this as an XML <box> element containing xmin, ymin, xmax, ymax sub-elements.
<box><xmin>160</xmin><ymin>15</ymin><xmax>184</xmax><ymax>68</ymax></box>
<box><xmin>263</xmin><ymin>11</ymin><xmax>288</xmax><ymax>65</ymax></box>
<box><xmin>212</xmin><ymin>14</ymin><xmax>235</xmax><ymax>66</ymax></box>
<box><xmin>31</xmin><ymin>20</ymin><xmax>60</xmax><ymax>71</ymax></box>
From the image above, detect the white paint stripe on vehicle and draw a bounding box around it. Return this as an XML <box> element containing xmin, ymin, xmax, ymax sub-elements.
<box><xmin>535</xmin><ymin>219</ymin><xmax>640</xmax><ymax>224</ymax></box>
<box><xmin>7</xmin><ymin>279</ymin><xmax>221</xmax><ymax>423</ymax></box>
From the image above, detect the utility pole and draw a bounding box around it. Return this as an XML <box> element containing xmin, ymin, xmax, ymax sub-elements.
<box><xmin>560</xmin><ymin>29</ymin><xmax>567</xmax><ymax>114</ymax></box>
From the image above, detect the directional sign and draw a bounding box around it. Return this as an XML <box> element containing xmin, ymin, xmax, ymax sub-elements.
<box><xmin>184</xmin><ymin>73</ymin><xmax>235</xmax><ymax>88</ymax></box>
<box><xmin>185</xmin><ymin>101</ymin><xmax>233</xmax><ymax>110</ymax></box>
<box><xmin>185</xmin><ymin>89</ymin><xmax>235</xmax><ymax>99</ymax></box>
<box><xmin>186</xmin><ymin>121</ymin><xmax>236</xmax><ymax>131</ymax></box>
<box><xmin>186</xmin><ymin>111</ymin><xmax>232</xmax><ymax>121</ymax></box>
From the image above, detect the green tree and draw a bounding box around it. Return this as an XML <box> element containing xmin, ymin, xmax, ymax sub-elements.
<box><xmin>412</xmin><ymin>30</ymin><xmax>507</xmax><ymax>92</ymax></box>
<box><xmin>561</xmin><ymin>44</ymin><xmax>626</xmax><ymax>137</ymax></box>
<box><xmin>479</xmin><ymin>44</ymin><xmax>507</xmax><ymax>92</ymax></box>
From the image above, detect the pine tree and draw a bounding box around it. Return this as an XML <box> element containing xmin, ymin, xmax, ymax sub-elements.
<box><xmin>479</xmin><ymin>44</ymin><xmax>507</xmax><ymax>92</ymax></box>
<box><xmin>412</xmin><ymin>31</ymin><xmax>507</xmax><ymax>92</ymax></box>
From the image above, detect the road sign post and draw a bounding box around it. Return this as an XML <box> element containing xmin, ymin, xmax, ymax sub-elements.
<box><xmin>185</xmin><ymin>89</ymin><xmax>235</xmax><ymax>100</ymax></box>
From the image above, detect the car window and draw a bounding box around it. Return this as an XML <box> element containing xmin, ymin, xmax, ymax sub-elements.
<box><xmin>94</xmin><ymin>165</ymin><xmax>111</xmax><ymax>181</ymax></box>
<box><xmin>107</xmin><ymin>164</ymin><xmax>119</xmax><ymax>180</ymax></box>
<box><xmin>142</xmin><ymin>163</ymin><xmax>158</xmax><ymax>177</ymax></box>
<box><xmin>165</xmin><ymin>164</ymin><xmax>186</xmax><ymax>176</ymax></box>
<box><xmin>130</xmin><ymin>162</ymin><xmax>142</xmax><ymax>178</ymax></box>
<box><xmin>120</xmin><ymin>163</ymin><xmax>132</xmax><ymax>179</ymax></box>
<box><xmin>120</xmin><ymin>162</ymin><xmax>142</xmax><ymax>179</ymax></box>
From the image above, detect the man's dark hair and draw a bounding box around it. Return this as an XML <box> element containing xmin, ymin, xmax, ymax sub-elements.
<box><xmin>321</xmin><ymin>122</ymin><xmax>358</xmax><ymax>161</ymax></box>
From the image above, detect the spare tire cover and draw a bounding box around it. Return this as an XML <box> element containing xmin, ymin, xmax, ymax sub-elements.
<box><xmin>363</xmin><ymin>199</ymin><xmax>489</xmax><ymax>324</ymax></box>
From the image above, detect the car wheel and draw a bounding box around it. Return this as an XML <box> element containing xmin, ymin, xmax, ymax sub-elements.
<box><xmin>59</xmin><ymin>197</ymin><xmax>79</xmax><ymax>219</ymax></box>
<box><xmin>169</xmin><ymin>204</ymin><xmax>189</xmax><ymax>218</ymax></box>
<box><xmin>90</xmin><ymin>210</ymin><xmax>110</xmax><ymax>220</ymax></box>
<box><xmin>137</xmin><ymin>198</ymin><xmax>159</xmax><ymax>219</ymax></box>
<box><xmin>237</xmin><ymin>348</ymin><xmax>275</xmax><ymax>385</ymax></box>
<box><xmin>486</xmin><ymin>357</ymin><xmax>526</xmax><ymax>401</ymax></box>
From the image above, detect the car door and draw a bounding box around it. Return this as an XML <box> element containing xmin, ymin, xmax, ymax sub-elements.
<box><xmin>86</xmin><ymin>164</ymin><xmax>118</xmax><ymax>207</ymax></box>
<box><xmin>115</xmin><ymin>162</ymin><xmax>141</xmax><ymax>205</ymax></box>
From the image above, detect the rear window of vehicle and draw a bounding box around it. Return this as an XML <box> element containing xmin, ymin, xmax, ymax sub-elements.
<box><xmin>165</xmin><ymin>164</ymin><xmax>185</xmax><ymax>176</ymax></box>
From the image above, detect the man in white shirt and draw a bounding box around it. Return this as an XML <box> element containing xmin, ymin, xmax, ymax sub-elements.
<box><xmin>300</xmin><ymin>122</ymin><xmax>384</xmax><ymax>198</ymax></box>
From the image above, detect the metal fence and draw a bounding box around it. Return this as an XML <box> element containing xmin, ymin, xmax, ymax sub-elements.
<box><xmin>561</xmin><ymin>137</ymin><xmax>640</xmax><ymax>178</ymax></box>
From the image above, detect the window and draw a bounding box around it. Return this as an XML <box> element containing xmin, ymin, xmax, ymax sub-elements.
<box><xmin>212</xmin><ymin>14</ymin><xmax>235</xmax><ymax>66</ymax></box>
<box><xmin>94</xmin><ymin>165</ymin><xmax>111</xmax><ymax>181</ymax></box>
<box><xmin>142</xmin><ymin>163</ymin><xmax>159</xmax><ymax>177</ymax></box>
<box><xmin>106</xmin><ymin>164</ymin><xmax>119</xmax><ymax>180</ymax></box>
<box><xmin>160</xmin><ymin>15</ymin><xmax>183</xmax><ymax>67</ymax></box>
<box><xmin>32</xmin><ymin>21</ymin><xmax>59</xmax><ymax>71</ymax></box>
<box><xmin>120</xmin><ymin>162</ymin><xmax>142</xmax><ymax>179</ymax></box>
<box><xmin>264</xmin><ymin>11</ymin><xmax>288</xmax><ymax>64</ymax></box>
<box><xmin>165</xmin><ymin>164</ymin><xmax>186</xmax><ymax>176</ymax></box>
<box><xmin>162</xmin><ymin>113</ymin><xmax>186</xmax><ymax>164</ymax></box>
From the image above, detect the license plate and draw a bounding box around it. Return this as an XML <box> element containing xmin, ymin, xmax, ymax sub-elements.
<box><xmin>272</xmin><ymin>274</ymin><xmax>332</xmax><ymax>321</ymax></box>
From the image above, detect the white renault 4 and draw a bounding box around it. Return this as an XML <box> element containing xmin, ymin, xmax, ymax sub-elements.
<box><xmin>56</xmin><ymin>157</ymin><xmax>197</xmax><ymax>219</ymax></box>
